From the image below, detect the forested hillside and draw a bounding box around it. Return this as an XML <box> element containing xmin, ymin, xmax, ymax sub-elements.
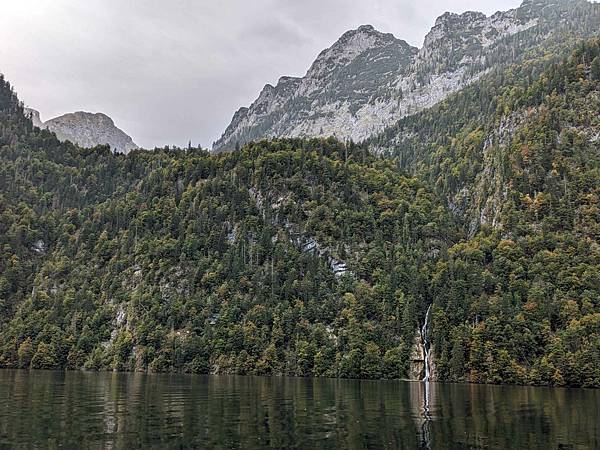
<box><xmin>1</xmin><ymin>39</ymin><xmax>599</xmax><ymax>387</ymax></box>
<box><xmin>373</xmin><ymin>39</ymin><xmax>600</xmax><ymax>386</ymax></box>
<box><xmin>0</xmin><ymin>74</ymin><xmax>457</xmax><ymax>379</ymax></box>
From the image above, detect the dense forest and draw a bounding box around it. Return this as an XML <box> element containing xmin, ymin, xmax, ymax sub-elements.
<box><xmin>1</xmin><ymin>39</ymin><xmax>599</xmax><ymax>387</ymax></box>
<box><xmin>372</xmin><ymin>38</ymin><xmax>600</xmax><ymax>386</ymax></box>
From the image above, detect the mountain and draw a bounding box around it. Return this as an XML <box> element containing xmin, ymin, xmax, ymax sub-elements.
<box><xmin>1</xmin><ymin>32</ymin><xmax>600</xmax><ymax>388</ymax></box>
<box><xmin>214</xmin><ymin>25</ymin><xmax>417</xmax><ymax>152</ymax></box>
<box><xmin>24</xmin><ymin>108</ymin><xmax>138</xmax><ymax>154</ymax></box>
<box><xmin>214</xmin><ymin>0</ymin><xmax>599</xmax><ymax>152</ymax></box>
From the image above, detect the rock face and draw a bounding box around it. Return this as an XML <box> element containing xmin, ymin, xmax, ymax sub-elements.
<box><xmin>25</xmin><ymin>108</ymin><xmax>44</xmax><ymax>128</ymax></box>
<box><xmin>213</xmin><ymin>0</ymin><xmax>591</xmax><ymax>152</ymax></box>
<box><xmin>409</xmin><ymin>331</ymin><xmax>426</xmax><ymax>381</ymax></box>
<box><xmin>24</xmin><ymin>108</ymin><xmax>138</xmax><ymax>154</ymax></box>
<box><xmin>214</xmin><ymin>25</ymin><xmax>416</xmax><ymax>152</ymax></box>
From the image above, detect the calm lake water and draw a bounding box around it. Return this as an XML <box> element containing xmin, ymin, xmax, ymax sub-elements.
<box><xmin>0</xmin><ymin>370</ymin><xmax>598</xmax><ymax>449</ymax></box>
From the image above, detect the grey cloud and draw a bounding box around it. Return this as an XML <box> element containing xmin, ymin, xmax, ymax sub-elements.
<box><xmin>0</xmin><ymin>0</ymin><xmax>521</xmax><ymax>149</ymax></box>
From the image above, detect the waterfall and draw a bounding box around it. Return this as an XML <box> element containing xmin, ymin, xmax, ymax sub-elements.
<box><xmin>421</xmin><ymin>305</ymin><xmax>432</xmax><ymax>382</ymax></box>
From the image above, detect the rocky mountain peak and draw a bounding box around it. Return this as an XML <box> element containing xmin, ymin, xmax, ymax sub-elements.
<box><xmin>420</xmin><ymin>3</ymin><xmax>540</xmax><ymax>62</ymax></box>
<box><xmin>60</xmin><ymin>111</ymin><xmax>115</xmax><ymax>127</ymax></box>
<box><xmin>354</xmin><ymin>24</ymin><xmax>376</xmax><ymax>33</ymax></box>
<box><xmin>306</xmin><ymin>24</ymin><xmax>411</xmax><ymax>78</ymax></box>
<box><xmin>214</xmin><ymin>0</ymin><xmax>597</xmax><ymax>153</ymax></box>
<box><xmin>25</xmin><ymin>108</ymin><xmax>138</xmax><ymax>154</ymax></box>
<box><xmin>434</xmin><ymin>11</ymin><xmax>486</xmax><ymax>27</ymax></box>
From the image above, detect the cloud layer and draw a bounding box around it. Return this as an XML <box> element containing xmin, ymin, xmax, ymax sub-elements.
<box><xmin>0</xmin><ymin>0</ymin><xmax>520</xmax><ymax>149</ymax></box>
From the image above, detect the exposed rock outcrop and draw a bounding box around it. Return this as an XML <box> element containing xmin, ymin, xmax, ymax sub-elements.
<box><xmin>214</xmin><ymin>0</ymin><xmax>587</xmax><ymax>152</ymax></box>
<box><xmin>24</xmin><ymin>108</ymin><xmax>138</xmax><ymax>154</ymax></box>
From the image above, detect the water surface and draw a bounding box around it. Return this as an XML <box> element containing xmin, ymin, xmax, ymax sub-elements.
<box><xmin>0</xmin><ymin>370</ymin><xmax>597</xmax><ymax>449</ymax></box>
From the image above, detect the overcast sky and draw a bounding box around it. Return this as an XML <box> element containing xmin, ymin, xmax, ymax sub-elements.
<box><xmin>0</xmin><ymin>0</ymin><xmax>522</xmax><ymax>149</ymax></box>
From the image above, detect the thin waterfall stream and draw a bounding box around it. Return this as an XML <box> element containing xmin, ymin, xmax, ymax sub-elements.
<box><xmin>421</xmin><ymin>305</ymin><xmax>432</xmax><ymax>383</ymax></box>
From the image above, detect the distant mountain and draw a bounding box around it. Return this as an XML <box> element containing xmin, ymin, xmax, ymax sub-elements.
<box><xmin>24</xmin><ymin>108</ymin><xmax>138</xmax><ymax>154</ymax></box>
<box><xmin>214</xmin><ymin>0</ymin><xmax>597</xmax><ymax>152</ymax></box>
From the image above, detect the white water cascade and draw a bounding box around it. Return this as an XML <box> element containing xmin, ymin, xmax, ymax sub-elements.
<box><xmin>420</xmin><ymin>305</ymin><xmax>433</xmax><ymax>450</ymax></box>
<box><xmin>421</xmin><ymin>305</ymin><xmax>432</xmax><ymax>382</ymax></box>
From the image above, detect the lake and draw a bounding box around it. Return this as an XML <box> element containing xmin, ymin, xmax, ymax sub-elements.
<box><xmin>0</xmin><ymin>370</ymin><xmax>597</xmax><ymax>449</ymax></box>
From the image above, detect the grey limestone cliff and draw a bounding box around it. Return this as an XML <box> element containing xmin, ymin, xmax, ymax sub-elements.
<box><xmin>24</xmin><ymin>108</ymin><xmax>138</xmax><ymax>154</ymax></box>
<box><xmin>214</xmin><ymin>0</ymin><xmax>592</xmax><ymax>152</ymax></box>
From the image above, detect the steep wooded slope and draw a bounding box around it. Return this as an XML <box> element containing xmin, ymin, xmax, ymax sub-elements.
<box><xmin>1</xmin><ymin>40</ymin><xmax>599</xmax><ymax>386</ymax></box>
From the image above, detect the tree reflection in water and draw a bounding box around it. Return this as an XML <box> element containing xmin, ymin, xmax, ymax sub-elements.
<box><xmin>0</xmin><ymin>370</ymin><xmax>597</xmax><ymax>449</ymax></box>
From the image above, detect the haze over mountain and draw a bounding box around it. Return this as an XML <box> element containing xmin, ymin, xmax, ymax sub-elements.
<box><xmin>0</xmin><ymin>1</ymin><xmax>522</xmax><ymax>149</ymax></box>
<box><xmin>214</xmin><ymin>0</ymin><xmax>595</xmax><ymax>152</ymax></box>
